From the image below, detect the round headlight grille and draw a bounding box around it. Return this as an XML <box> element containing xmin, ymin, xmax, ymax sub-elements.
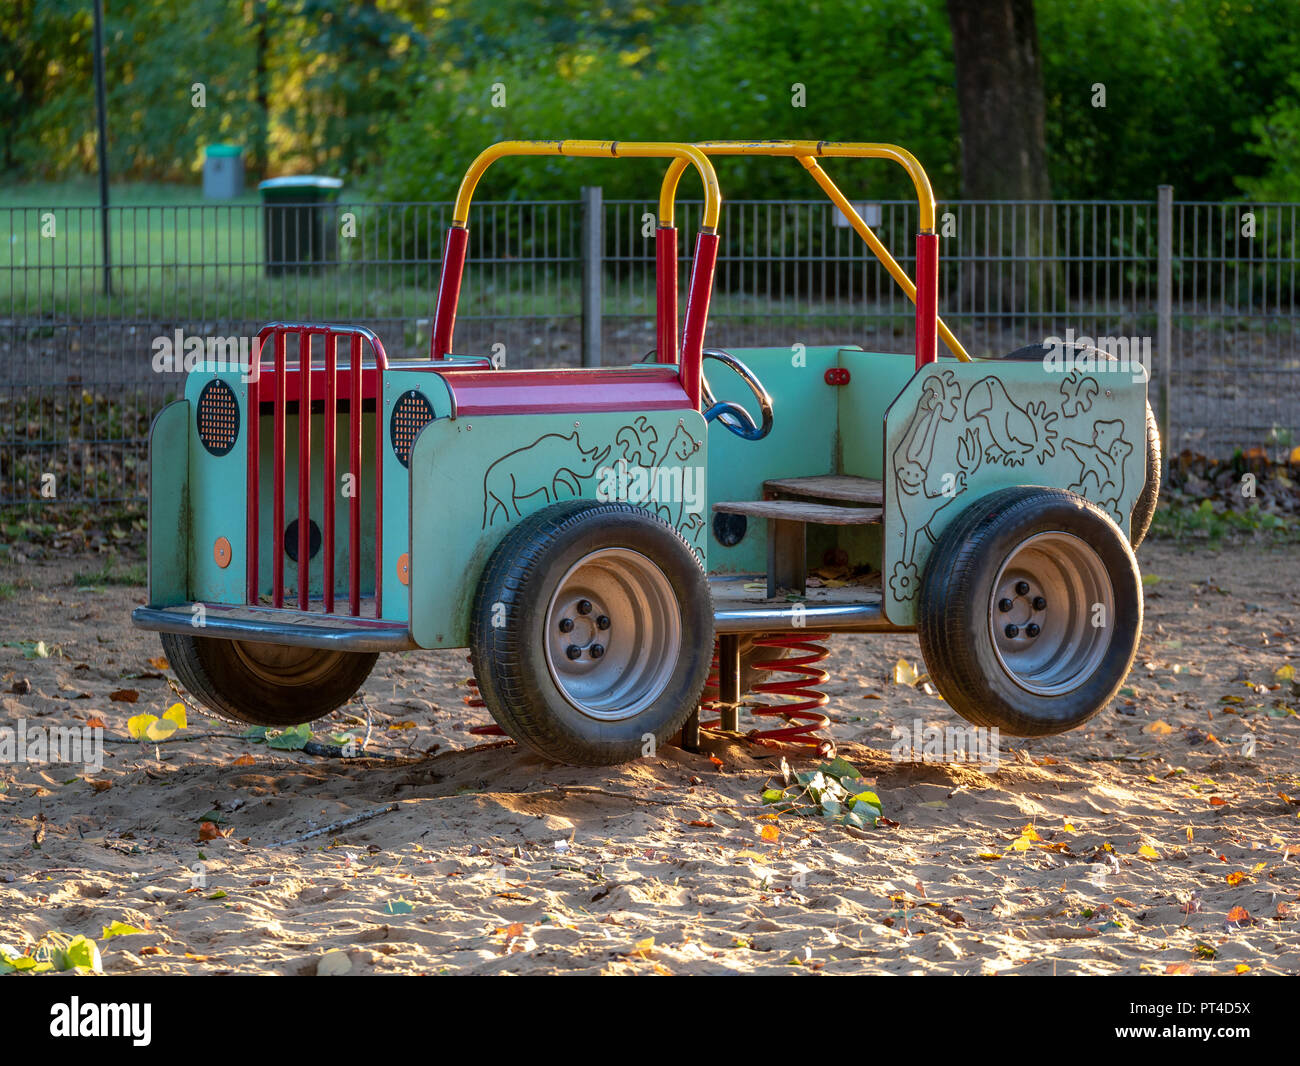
<box><xmin>390</xmin><ymin>390</ymin><xmax>435</xmax><ymax>468</ymax></box>
<box><xmin>196</xmin><ymin>379</ymin><xmax>240</xmax><ymax>456</ymax></box>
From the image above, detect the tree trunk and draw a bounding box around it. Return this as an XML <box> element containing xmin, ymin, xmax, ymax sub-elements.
<box><xmin>946</xmin><ymin>0</ymin><xmax>1053</xmax><ymax>334</ymax></box>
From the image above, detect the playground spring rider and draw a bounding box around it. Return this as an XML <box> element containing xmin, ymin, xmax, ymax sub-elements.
<box><xmin>133</xmin><ymin>139</ymin><xmax>1158</xmax><ymax>765</ymax></box>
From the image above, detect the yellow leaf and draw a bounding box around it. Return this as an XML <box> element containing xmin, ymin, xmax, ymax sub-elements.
<box><xmin>1277</xmin><ymin>665</ymin><xmax>1296</xmax><ymax>682</ymax></box>
<box><xmin>1144</xmin><ymin>720</ymin><xmax>1174</xmax><ymax>735</ymax></box>
<box><xmin>1226</xmin><ymin>871</ymin><xmax>1246</xmax><ymax>886</ymax></box>
<box><xmin>1251</xmin><ymin>861</ymin><xmax>1267</xmax><ymax>873</ymax></box>
<box><xmin>162</xmin><ymin>702</ymin><xmax>187</xmax><ymax>729</ymax></box>
<box><xmin>976</xmin><ymin>852</ymin><xmax>1003</xmax><ymax>861</ymax></box>
<box><xmin>1020</xmin><ymin>825</ymin><xmax>1042</xmax><ymax>841</ymax></box>
<box><xmin>1186</xmin><ymin>827</ymin><xmax>1194</xmax><ymax>842</ymax></box>
<box><xmin>1011</xmin><ymin>836</ymin><xmax>1032</xmax><ymax>852</ymax></box>
<box><xmin>1235</xmin><ymin>964</ymin><xmax>1251</xmax><ymax>974</ymax></box>
<box><xmin>145</xmin><ymin>717</ymin><xmax>179</xmax><ymax>741</ymax></box>
<box><xmin>893</xmin><ymin>659</ymin><xmax>919</xmax><ymax>686</ymax></box>
<box><xmin>1138</xmin><ymin>844</ymin><xmax>1160</xmax><ymax>860</ymax></box>
<box><xmin>760</xmin><ymin>825</ymin><xmax>779</xmax><ymax>843</ymax></box>
<box><xmin>628</xmin><ymin>936</ymin><xmax>655</xmax><ymax>958</ymax></box>
<box><xmin>1063</xmin><ymin>823</ymin><xmax>1076</xmax><ymax>833</ymax></box>
<box><xmin>127</xmin><ymin>714</ymin><xmax>158</xmax><ymax>741</ymax></box>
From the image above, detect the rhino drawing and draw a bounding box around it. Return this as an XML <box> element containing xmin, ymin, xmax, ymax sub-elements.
<box><xmin>482</xmin><ymin>432</ymin><xmax>611</xmax><ymax>528</ymax></box>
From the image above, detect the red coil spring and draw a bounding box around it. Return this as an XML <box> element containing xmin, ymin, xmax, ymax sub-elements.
<box><xmin>465</xmin><ymin>639</ymin><xmax>834</xmax><ymax>751</ymax></box>
<box><xmin>704</xmin><ymin>633</ymin><xmax>833</xmax><ymax>751</ymax></box>
<box><xmin>464</xmin><ymin>657</ymin><xmax>504</xmax><ymax>736</ymax></box>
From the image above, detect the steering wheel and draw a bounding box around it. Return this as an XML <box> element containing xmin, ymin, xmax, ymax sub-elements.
<box><xmin>700</xmin><ymin>348</ymin><xmax>774</xmax><ymax>441</ymax></box>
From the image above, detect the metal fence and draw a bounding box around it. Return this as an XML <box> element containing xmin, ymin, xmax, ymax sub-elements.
<box><xmin>1</xmin><ymin>191</ymin><xmax>1296</xmax><ymax>504</ymax></box>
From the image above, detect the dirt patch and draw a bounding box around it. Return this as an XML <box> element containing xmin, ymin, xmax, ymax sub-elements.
<box><xmin>0</xmin><ymin>539</ymin><xmax>1297</xmax><ymax>974</ymax></box>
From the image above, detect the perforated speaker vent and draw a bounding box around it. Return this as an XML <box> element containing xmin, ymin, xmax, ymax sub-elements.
<box><xmin>196</xmin><ymin>379</ymin><xmax>240</xmax><ymax>456</ymax></box>
<box><xmin>390</xmin><ymin>390</ymin><xmax>435</xmax><ymax>468</ymax></box>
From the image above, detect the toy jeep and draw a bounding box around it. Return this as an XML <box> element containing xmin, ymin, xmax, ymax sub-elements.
<box><xmin>132</xmin><ymin>140</ymin><xmax>1159</xmax><ymax>765</ymax></box>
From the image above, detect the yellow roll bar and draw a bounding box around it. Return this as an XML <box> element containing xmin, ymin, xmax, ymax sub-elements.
<box><xmin>452</xmin><ymin>139</ymin><xmax>722</xmax><ymax>230</ymax></box>
<box><xmin>659</xmin><ymin>141</ymin><xmax>970</xmax><ymax>362</ymax></box>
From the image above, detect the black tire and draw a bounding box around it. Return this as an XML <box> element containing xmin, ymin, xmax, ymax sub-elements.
<box><xmin>998</xmin><ymin>342</ymin><xmax>1159</xmax><ymax>548</ymax></box>
<box><xmin>917</xmin><ymin>487</ymin><xmax>1142</xmax><ymax>737</ymax></box>
<box><xmin>470</xmin><ymin>499</ymin><xmax>713</xmax><ymax>765</ymax></box>
<box><xmin>159</xmin><ymin>632</ymin><xmax>377</xmax><ymax>727</ymax></box>
<box><xmin>1128</xmin><ymin>403</ymin><xmax>1161</xmax><ymax>549</ymax></box>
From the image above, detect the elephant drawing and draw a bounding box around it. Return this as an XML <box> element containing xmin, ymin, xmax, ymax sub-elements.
<box><xmin>481</xmin><ymin>432</ymin><xmax>611</xmax><ymax>528</ymax></box>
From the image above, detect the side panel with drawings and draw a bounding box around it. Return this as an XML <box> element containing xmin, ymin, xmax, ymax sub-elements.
<box><xmin>409</xmin><ymin>409</ymin><xmax>708</xmax><ymax>648</ymax></box>
<box><xmin>881</xmin><ymin>360</ymin><xmax>1148</xmax><ymax>625</ymax></box>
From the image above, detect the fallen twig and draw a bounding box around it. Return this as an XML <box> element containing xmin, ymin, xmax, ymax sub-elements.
<box><xmin>269</xmin><ymin>803</ymin><xmax>401</xmax><ymax>847</ymax></box>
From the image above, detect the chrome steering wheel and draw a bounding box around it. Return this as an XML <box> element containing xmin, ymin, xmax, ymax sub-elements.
<box><xmin>700</xmin><ymin>348</ymin><xmax>774</xmax><ymax>441</ymax></box>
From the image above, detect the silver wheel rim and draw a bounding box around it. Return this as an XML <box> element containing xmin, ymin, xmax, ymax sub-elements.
<box><xmin>988</xmin><ymin>531</ymin><xmax>1115</xmax><ymax>696</ymax></box>
<box><xmin>543</xmin><ymin>548</ymin><xmax>682</xmax><ymax>721</ymax></box>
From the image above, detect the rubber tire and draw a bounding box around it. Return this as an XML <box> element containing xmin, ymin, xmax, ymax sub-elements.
<box><xmin>998</xmin><ymin>342</ymin><xmax>1160</xmax><ymax>548</ymax></box>
<box><xmin>159</xmin><ymin>632</ymin><xmax>377</xmax><ymax>727</ymax></box>
<box><xmin>470</xmin><ymin>499</ymin><xmax>714</xmax><ymax>765</ymax></box>
<box><xmin>916</xmin><ymin>486</ymin><xmax>1142</xmax><ymax>737</ymax></box>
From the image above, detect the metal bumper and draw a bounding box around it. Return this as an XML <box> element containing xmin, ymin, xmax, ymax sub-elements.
<box><xmin>131</xmin><ymin>603</ymin><xmax>417</xmax><ymax>653</ymax></box>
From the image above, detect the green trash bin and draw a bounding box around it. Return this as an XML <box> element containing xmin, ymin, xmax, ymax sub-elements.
<box><xmin>258</xmin><ymin>176</ymin><xmax>343</xmax><ymax>275</ymax></box>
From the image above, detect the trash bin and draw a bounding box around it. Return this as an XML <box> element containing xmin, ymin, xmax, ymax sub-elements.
<box><xmin>258</xmin><ymin>176</ymin><xmax>344</xmax><ymax>275</ymax></box>
<box><xmin>203</xmin><ymin>144</ymin><xmax>244</xmax><ymax>199</ymax></box>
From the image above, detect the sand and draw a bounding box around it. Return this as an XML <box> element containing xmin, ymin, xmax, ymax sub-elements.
<box><xmin>0</xmin><ymin>539</ymin><xmax>1297</xmax><ymax>975</ymax></box>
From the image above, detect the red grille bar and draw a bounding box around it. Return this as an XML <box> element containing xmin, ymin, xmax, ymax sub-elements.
<box><xmin>297</xmin><ymin>330</ymin><xmax>311</xmax><ymax>610</ymax></box>
<box><xmin>249</xmin><ymin>324</ymin><xmax>389</xmax><ymax>620</ymax></box>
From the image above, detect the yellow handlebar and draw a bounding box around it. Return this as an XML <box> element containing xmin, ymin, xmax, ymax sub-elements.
<box><xmin>658</xmin><ymin>140</ymin><xmax>969</xmax><ymax>361</ymax></box>
<box><xmin>658</xmin><ymin>141</ymin><xmax>936</xmax><ymax>232</ymax></box>
<box><xmin>452</xmin><ymin>140</ymin><xmax>722</xmax><ymax>230</ymax></box>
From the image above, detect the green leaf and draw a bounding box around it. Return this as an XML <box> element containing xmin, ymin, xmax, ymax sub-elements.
<box><xmin>761</xmin><ymin>788</ymin><xmax>786</xmax><ymax>804</ymax></box>
<box><xmin>100</xmin><ymin>920</ymin><xmax>145</xmax><ymax>939</ymax></box>
<box><xmin>267</xmin><ymin>723</ymin><xmax>313</xmax><ymax>750</ymax></box>
<box><xmin>63</xmin><ymin>935</ymin><xmax>102</xmax><ymax>973</ymax></box>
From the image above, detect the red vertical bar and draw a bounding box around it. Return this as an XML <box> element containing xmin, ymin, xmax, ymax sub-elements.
<box><xmin>430</xmin><ymin>226</ymin><xmax>468</xmax><ymax>360</ymax></box>
<box><xmin>915</xmin><ymin>232</ymin><xmax>939</xmax><ymax>369</ymax></box>
<box><xmin>373</xmin><ymin>337</ymin><xmax>383</xmax><ymax>619</ymax></box>
<box><xmin>272</xmin><ymin>330</ymin><xmax>286</xmax><ymax>608</ymax></box>
<box><xmin>679</xmin><ymin>231</ymin><xmax>719</xmax><ymax>410</ymax></box>
<box><xmin>323</xmin><ymin>334</ymin><xmax>336</xmax><ymax>614</ymax></box>
<box><xmin>297</xmin><ymin>331</ymin><xmax>311</xmax><ymax>610</ymax></box>
<box><xmin>349</xmin><ymin>334</ymin><xmax>362</xmax><ymax>616</ymax></box>
<box><xmin>246</xmin><ymin>334</ymin><xmax>261</xmax><ymax>604</ymax></box>
<box><xmin>655</xmin><ymin>226</ymin><xmax>678</xmax><ymax>365</ymax></box>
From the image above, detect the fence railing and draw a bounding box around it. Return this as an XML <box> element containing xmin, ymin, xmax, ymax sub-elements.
<box><xmin>1</xmin><ymin>190</ymin><xmax>1297</xmax><ymax>503</ymax></box>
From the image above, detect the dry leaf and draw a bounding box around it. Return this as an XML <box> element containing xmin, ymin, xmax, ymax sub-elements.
<box><xmin>233</xmin><ymin>754</ymin><xmax>256</xmax><ymax>766</ymax></box>
<box><xmin>147</xmin><ymin>656</ymin><xmax>169</xmax><ymax>671</ymax></box>
<box><xmin>760</xmin><ymin>824</ymin><xmax>779</xmax><ymax>843</ymax></box>
<box><xmin>893</xmin><ymin>659</ymin><xmax>920</xmax><ymax>686</ymax></box>
<box><xmin>109</xmin><ymin>689</ymin><xmax>140</xmax><ymax>703</ymax></box>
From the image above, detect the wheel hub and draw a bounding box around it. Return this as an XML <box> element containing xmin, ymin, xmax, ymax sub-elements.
<box><xmin>988</xmin><ymin>531</ymin><xmax>1116</xmax><ymax>696</ymax></box>
<box><xmin>544</xmin><ymin>548</ymin><xmax>681</xmax><ymax>721</ymax></box>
